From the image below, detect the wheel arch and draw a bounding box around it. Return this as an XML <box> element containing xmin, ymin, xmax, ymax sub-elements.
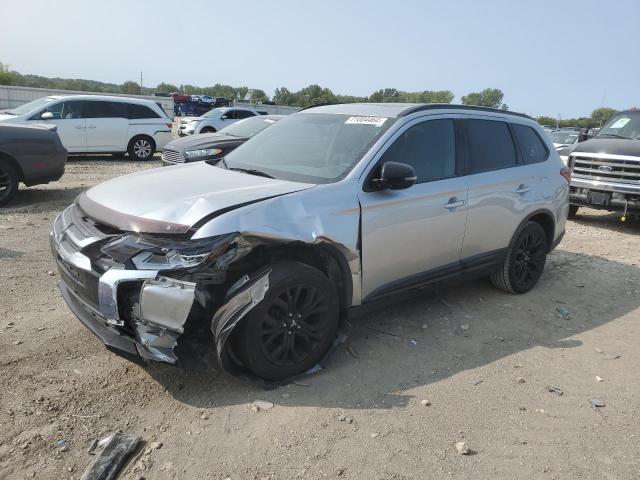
<box><xmin>232</xmin><ymin>241</ymin><xmax>354</xmax><ymax>312</ymax></box>
<box><xmin>0</xmin><ymin>151</ymin><xmax>25</xmax><ymax>181</ymax></box>
<box><xmin>518</xmin><ymin>209</ymin><xmax>556</xmax><ymax>252</ymax></box>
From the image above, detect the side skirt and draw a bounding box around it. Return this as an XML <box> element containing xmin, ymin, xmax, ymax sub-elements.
<box><xmin>353</xmin><ymin>248</ymin><xmax>506</xmax><ymax>318</ymax></box>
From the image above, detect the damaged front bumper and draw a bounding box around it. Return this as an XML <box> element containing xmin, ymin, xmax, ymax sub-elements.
<box><xmin>51</xmin><ymin>205</ymin><xmax>198</xmax><ymax>364</ymax></box>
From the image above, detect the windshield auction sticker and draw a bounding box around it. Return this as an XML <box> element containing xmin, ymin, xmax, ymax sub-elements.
<box><xmin>610</xmin><ymin>117</ymin><xmax>630</xmax><ymax>129</ymax></box>
<box><xmin>345</xmin><ymin>116</ymin><xmax>388</xmax><ymax>127</ymax></box>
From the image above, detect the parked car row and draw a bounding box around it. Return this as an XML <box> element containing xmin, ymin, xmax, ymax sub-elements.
<box><xmin>177</xmin><ymin>106</ymin><xmax>265</xmax><ymax>136</ymax></box>
<box><xmin>50</xmin><ymin>103</ymin><xmax>569</xmax><ymax>381</ymax></box>
<box><xmin>162</xmin><ymin>115</ymin><xmax>283</xmax><ymax>165</ymax></box>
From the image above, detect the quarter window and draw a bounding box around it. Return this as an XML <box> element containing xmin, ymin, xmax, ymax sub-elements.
<box><xmin>512</xmin><ymin>124</ymin><xmax>548</xmax><ymax>164</ymax></box>
<box><xmin>465</xmin><ymin>119</ymin><xmax>517</xmax><ymax>173</ymax></box>
<box><xmin>379</xmin><ymin>119</ymin><xmax>456</xmax><ymax>183</ymax></box>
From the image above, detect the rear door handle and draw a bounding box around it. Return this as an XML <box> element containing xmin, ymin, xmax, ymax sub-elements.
<box><xmin>444</xmin><ymin>199</ymin><xmax>466</xmax><ymax>209</ymax></box>
<box><xmin>515</xmin><ymin>184</ymin><xmax>531</xmax><ymax>195</ymax></box>
<box><xmin>87</xmin><ymin>125</ymin><xmax>96</xmax><ymax>129</ymax></box>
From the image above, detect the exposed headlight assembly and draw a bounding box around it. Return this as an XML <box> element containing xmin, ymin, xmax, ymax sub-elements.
<box><xmin>184</xmin><ymin>148</ymin><xmax>223</xmax><ymax>159</ymax></box>
<box><xmin>100</xmin><ymin>233</ymin><xmax>236</xmax><ymax>271</ymax></box>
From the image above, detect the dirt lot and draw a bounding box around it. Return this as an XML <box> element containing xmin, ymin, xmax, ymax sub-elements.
<box><xmin>1</xmin><ymin>157</ymin><xmax>639</xmax><ymax>480</ymax></box>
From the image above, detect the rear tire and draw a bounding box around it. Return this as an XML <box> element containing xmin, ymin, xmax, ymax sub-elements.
<box><xmin>491</xmin><ymin>221</ymin><xmax>548</xmax><ymax>294</ymax></box>
<box><xmin>127</xmin><ymin>136</ymin><xmax>155</xmax><ymax>161</ymax></box>
<box><xmin>568</xmin><ymin>204</ymin><xmax>579</xmax><ymax>219</ymax></box>
<box><xmin>0</xmin><ymin>159</ymin><xmax>19</xmax><ymax>207</ymax></box>
<box><xmin>235</xmin><ymin>261</ymin><xmax>339</xmax><ymax>380</ymax></box>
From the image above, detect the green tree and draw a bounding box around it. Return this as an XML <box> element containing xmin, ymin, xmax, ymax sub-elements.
<box><xmin>121</xmin><ymin>81</ymin><xmax>141</xmax><ymax>95</ymax></box>
<box><xmin>591</xmin><ymin>107</ymin><xmax>618</xmax><ymax>127</ymax></box>
<box><xmin>156</xmin><ymin>82</ymin><xmax>178</xmax><ymax>93</ymax></box>
<box><xmin>461</xmin><ymin>88</ymin><xmax>506</xmax><ymax>109</ymax></box>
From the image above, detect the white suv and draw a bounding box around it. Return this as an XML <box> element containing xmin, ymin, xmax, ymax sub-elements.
<box><xmin>178</xmin><ymin>107</ymin><xmax>261</xmax><ymax>136</ymax></box>
<box><xmin>0</xmin><ymin>95</ymin><xmax>172</xmax><ymax>160</ymax></box>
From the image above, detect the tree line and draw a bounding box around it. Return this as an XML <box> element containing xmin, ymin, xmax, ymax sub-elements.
<box><xmin>0</xmin><ymin>62</ymin><xmax>620</xmax><ymax>127</ymax></box>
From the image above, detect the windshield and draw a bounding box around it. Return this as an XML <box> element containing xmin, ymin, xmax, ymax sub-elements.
<box><xmin>224</xmin><ymin>113</ymin><xmax>396</xmax><ymax>184</ymax></box>
<box><xmin>219</xmin><ymin>116</ymin><xmax>279</xmax><ymax>138</ymax></box>
<box><xmin>203</xmin><ymin>108</ymin><xmax>227</xmax><ymax>118</ymax></box>
<box><xmin>549</xmin><ymin>131</ymin><xmax>579</xmax><ymax>144</ymax></box>
<box><xmin>8</xmin><ymin>97</ymin><xmax>57</xmax><ymax>116</ymax></box>
<box><xmin>598</xmin><ymin>112</ymin><xmax>640</xmax><ymax>140</ymax></box>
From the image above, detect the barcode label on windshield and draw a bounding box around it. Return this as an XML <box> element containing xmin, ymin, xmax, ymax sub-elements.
<box><xmin>345</xmin><ymin>116</ymin><xmax>387</xmax><ymax>127</ymax></box>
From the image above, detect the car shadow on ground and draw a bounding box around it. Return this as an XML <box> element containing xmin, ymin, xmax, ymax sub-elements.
<box><xmin>145</xmin><ymin>248</ymin><xmax>640</xmax><ymax>410</ymax></box>
<box><xmin>572</xmin><ymin>209</ymin><xmax>640</xmax><ymax>234</ymax></box>
<box><xmin>6</xmin><ymin>186</ymin><xmax>87</xmax><ymax>214</ymax></box>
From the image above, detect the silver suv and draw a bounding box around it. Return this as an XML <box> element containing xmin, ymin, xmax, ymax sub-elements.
<box><xmin>51</xmin><ymin>103</ymin><xmax>569</xmax><ymax>380</ymax></box>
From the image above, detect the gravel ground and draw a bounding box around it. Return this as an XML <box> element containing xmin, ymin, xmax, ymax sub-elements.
<box><xmin>1</xmin><ymin>156</ymin><xmax>639</xmax><ymax>479</ymax></box>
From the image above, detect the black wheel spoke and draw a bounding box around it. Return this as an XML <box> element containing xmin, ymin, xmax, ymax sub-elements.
<box><xmin>259</xmin><ymin>282</ymin><xmax>331</xmax><ymax>367</ymax></box>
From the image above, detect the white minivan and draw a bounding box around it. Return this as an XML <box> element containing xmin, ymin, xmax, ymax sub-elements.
<box><xmin>0</xmin><ymin>95</ymin><xmax>172</xmax><ymax>160</ymax></box>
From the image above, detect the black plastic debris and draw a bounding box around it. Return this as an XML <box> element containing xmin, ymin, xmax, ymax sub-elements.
<box><xmin>80</xmin><ymin>432</ymin><xmax>141</xmax><ymax>480</ymax></box>
<box><xmin>590</xmin><ymin>398</ymin><xmax>606</xmax><ymax>409</ymax></box>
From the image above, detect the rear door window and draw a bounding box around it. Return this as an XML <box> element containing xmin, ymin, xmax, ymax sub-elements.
<box><xmin>379</xmin><ymin>119</ymin><xmax>456</xmax><ymax>183</ymax></box>
<box><xmin>512</xmin><ymin>124</ymin><xmax>548</xmax><ymax>164</ymax></box>
<box><xmin>465</xmin><ymin>119</ymin><xmax>517</xmax><ymax>174</ymax></box>
<box><xmin>127</xmin><ymin>103</ymin><xmax>160</xmax><ymax>119</ymax></box>
<box><xmin>85</xmin><ymin>101</ymin><xmax>127</xmax><ymax>118</ymax></box>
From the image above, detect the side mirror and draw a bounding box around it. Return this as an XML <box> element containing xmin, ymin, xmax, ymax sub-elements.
<box><xmin>372</xmin><ymin>161</ymin><xmax>417</xmax><ymax>190</ymax></box>
<box><xmin>220</xmin><ymin>115</ymin><xmax>229</xmax><ymax>120</ymax></box>
<box><xmin>41</xmin><ymin>112</ymin><xmax>54</xmax><ymax>120</ymax></box>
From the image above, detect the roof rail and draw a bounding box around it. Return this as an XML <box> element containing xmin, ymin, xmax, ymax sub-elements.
<box><xmin>297</xmin><ymin>102</ymin><xmax>337</xmax><ymax>112</ymax></box>
<box><xmin>398</xmin><ymin>103</ymin><xmax>533</xmax><ymax>120</ymax></box>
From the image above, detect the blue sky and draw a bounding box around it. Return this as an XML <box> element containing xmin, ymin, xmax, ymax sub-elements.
<box><xmin>1</xmin><ymin>0</ymin><xmax>638</xmax><ymax>117</ymax></box>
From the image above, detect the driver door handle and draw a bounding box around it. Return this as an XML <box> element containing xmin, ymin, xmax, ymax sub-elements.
<box><xmin>444</xmin><ymin>198</ymin><xmax>466</xmax><ymax>210</ymax></box>
<box><xmin>74</xmin><ymin>125</ymin><xmax>85</xmax><ymax>130</ymax></box>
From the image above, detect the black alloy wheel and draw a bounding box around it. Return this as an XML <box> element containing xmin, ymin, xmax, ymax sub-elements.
<box><xmin>260</xmin><ymin>283</ymin><xmax>330</xmax><ymax>367</ymax></box>
<box><xmin>511</xmin><ymin>227</ymin><xmax>547</xmax><ymax>291</ymax></box>
<box><xmin>491</xmin><ymin>221</ymin><xmax>548</xmax><ymax>294</ymax></box>
<box><xmin>235</xmin><ymin>261</ymin><xmax>339</xmax><ymax>380</ymax></box>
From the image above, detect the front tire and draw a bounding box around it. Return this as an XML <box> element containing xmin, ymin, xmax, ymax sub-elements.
<box><xmin>235</xmin><ymin>261</ymin><xmax>339</xmax><ymax>380</ymax></box>
<box><xmin>200</xmin><ymin>127</ymin><xmax>216</xmax><ymax>134</ymax></box>
<box><xmin>491</xmin><ymin>221</ymin><xmax>548</xmax><ymax>294</ymax></box>
<box><xmin>0</xmin><ymin>159</ymin><xmax>19</xmax><ymax>207</ymax></box>
<box><xmin>127</xmin><ymin>136</ymin><xmax>155</xmax><ymax>161</ymax></box>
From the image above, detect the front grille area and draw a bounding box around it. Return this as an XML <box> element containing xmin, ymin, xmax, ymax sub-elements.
<box><xmin>571</xmin><ymin>154</ymin><xmax>640</xmax><ymax>185</ymax></box>
<box><xmin>161</xmin><ymin>149</ymin><xmax>185</xmax><ymax>164</ymax></box>
<box><xmin>51</xmin><ymin>204</ymin><xmax>112</xmax><ymax>308</ymax></box>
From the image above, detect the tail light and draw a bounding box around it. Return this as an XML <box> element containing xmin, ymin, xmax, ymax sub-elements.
<box><xmin>560</xmin><ymin>167</ymin><xmax>571</xmax><ymax>184</ymax></box>
<box><xmin>167</xmin><ymin>123</ymin><xmax>173</xmax><ymax>129</ymax></box>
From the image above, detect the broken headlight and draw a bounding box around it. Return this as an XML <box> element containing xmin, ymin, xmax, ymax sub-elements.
<box><xmin>100</xmin><ymin>232</ymin><xmax>236</xmax><ymax>271</ymax></box>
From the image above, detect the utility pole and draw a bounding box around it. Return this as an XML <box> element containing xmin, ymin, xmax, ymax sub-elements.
<box><xmin>140</xmin><ymin>71</ymin><xmax>143</xmax><ymax>94</ymax></box>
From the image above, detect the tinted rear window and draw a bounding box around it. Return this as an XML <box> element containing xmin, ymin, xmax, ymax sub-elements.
<box><xmin>513</xmin><ymin>124</ymin><xmax>548</xmax><ymax>164</ymax></box>
<box><xmin>466</xmin><ymin>120</ymin><xmax>517</xmax><ymax>173</ymax></box>
<box><xmin>127</xmin><ymin>103</ymin><xmax>160</xmax><ymax>119</ymax></box>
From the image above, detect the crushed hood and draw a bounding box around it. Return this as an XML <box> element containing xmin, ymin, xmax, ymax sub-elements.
<box><xmin>79</xmin><ymin>162</ymin><xmax>315</xmax><ymax>234</ymax></box>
